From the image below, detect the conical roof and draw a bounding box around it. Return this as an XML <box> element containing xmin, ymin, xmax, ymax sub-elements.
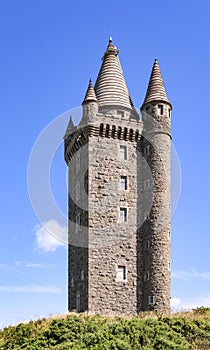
<box><xmin>82</xmin><ymin>79</ymin><xmax>97</xmax><ymax>105</ymax></box>
<box><xmin>64</xmin><ymin>115</ymin><xmax>75</xmax><ymax>139</ymax></box>
<box><xmin>94</xmin><ymin>38</ymin><xmax>134</xmax><ymax>110</ymax></box>
<box><xmin>142</xmin><ymin>59</ymin><xmax>171</xmax><ymax>108</ymax></box>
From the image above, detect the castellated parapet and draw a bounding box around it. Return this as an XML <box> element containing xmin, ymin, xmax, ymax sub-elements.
<box><xmin>64</xmin><ymin>39</ymin><xmax>172</xmax><ymax>314</ymax></box>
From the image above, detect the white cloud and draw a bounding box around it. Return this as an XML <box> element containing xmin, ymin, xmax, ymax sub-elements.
<box><xmin>171</xmin><ymin>297</ymin><xmax>182</xmax><ymax>308</ymax></box>
<box><xmin>0</xmin><ymin>284</ymin><xmax>63</xmax><ymax>294</ymax></box>
<box><xmin>35</xmin><ymin>219</ymin><xmax>67</xmax><ymax>252</ymax></box>
<box><xmin>171</xmin><ymin>295</ymin><xmax>210</xmax><ymax>312</ymax></box>
<box><xmin>172</xmin><ymin>269</ymin><xmax>210</xmax><ymax>281</ymax></box>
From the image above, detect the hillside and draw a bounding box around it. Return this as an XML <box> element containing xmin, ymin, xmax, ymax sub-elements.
<box><xmin>0</xmin><ymin>308</ymin><xmax>210</xmax><ymax>349</ymax></box>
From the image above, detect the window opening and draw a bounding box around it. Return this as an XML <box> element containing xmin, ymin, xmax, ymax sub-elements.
<box><xmin>158</xmin><ymin>104</ymin><xmax>163</xmax><ymax>115</ymax></box>
<box><xmin>120</xmin><ymin>208</ymin><xmax>127</xmax><ymax>222</ymax></box>
<box><xmin>120</xmin><ymin>176</ymin><xmax>127</xmax><ymax>190</ymax></box>
<box><xmin>116</xmin><ymin>266</ymin><xmax>126</xmax><ymax>281</ymax></box>
<box><xmin>120</xmin><ymin>145</ymin><xmax>127</xmax><ymax>160</ymax></box>
<box><xmin>148</xmin><ymin>296</ymin><xmax>155</xmax><ymax>305</ymax></box>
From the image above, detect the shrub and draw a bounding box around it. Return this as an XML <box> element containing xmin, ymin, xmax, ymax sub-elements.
<box><xmin>0</xmin><ymin>312</ymin><xmax>209</xmax><ymax>349</ymax></box>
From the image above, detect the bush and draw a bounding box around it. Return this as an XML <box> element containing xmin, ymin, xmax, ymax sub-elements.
<box><xmin>0</xmin><ymin>312</ymin><xmax>209</xmax><ymax>349</ymax></box>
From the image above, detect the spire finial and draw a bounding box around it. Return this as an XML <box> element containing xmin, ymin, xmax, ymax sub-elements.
<box><xmin>94</xmin><ymin>39</ymin><xmax>135</xmax><ymax>111</ymax></box>
<box><xmin>69</xmin><ymin>115</ymin><xmax>73</xmax><ymax>124</ymax></box>
<box><xmin>103</xmin><ymin>36</ymin><xmax>119</xmax><ymax>58</ymax></box>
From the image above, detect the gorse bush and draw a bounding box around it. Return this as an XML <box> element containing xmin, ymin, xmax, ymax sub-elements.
<box><xmin>0</xmin><ymin>309</ymin><xmax>210</xmax><ymax>349</ymax></box>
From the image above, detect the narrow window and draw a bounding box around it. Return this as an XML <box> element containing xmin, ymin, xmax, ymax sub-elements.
<box><xmin>76</xmin><ymin>153</ymin><xmax>80</xmax><ymax>173</ymax></box>
<box><xmin>81</xmin><ymin>270</ymin><xmax>84</xmax><ymax>281</ymax></box>
<box><xmin>144</xmin><ymin>240</ymin><xmax>150</xmax><ymax>249</ymax></box>
<box><xmin>144</xmin><ymin>271</ymin><xmax>150</xmax><ymax>281</ymax></box>
<box><xmin>120</xmin><ymin>208</ymin><xmax>127</xmax><ymax>222</ymax></box>
<box><xmin>84</xmin><ymin>170</ymin><xmax>88</xmax><ymax>195</ymax></box>
<box><xmin>76</xmin><ymin>292</ymin><xmax>80</xmax><ymax>312</ymax></box>
<box><xmin>144</xmin><ymin>211</ymin><xmax>150</xmax><ymax>220</ymax></box>
<box><xmin>71</xmin><ymin>277</ymin><xmax>74</xmax><ymax>288</ymax></box>
<box><xmin>120</xmin><ymin>176</ymin><xmax>127</xmax><ymax>190</ymax></box>
<box><xmin>116</xmin><ymin>266</ymin><xmax>126</xmax><ymax>281</ymax></box>
<box><xmin>76</xmin><ymin>184</ymin><xmax>80</xmax><ymax>200</ymax></box>
<box><xmin>76</xmin><ymin>212</ymin><xmax>81</xmax><ymax>232</ymax></box>
<box><xmin>144</xmin><ymin>179</ymin><xmax>150</xmax><ymax>190</ymax></box>
<box><xmin>144</xmin><ymin>144</ymin><xmax>150</xmax><ymax>156</ymax></box>
<box><xmin>168</xmin><ymin>109</ymin><xmax>171</xmax><ymax>117</ymax></box>
<box><xmin>158</xmin><ymin>104</ymin><xmax>163</xmax><ymax>115</ymax></box>
<box><xmin>120</xmin><ymin>145</ymin><xmax>127</xmax><ymax>160</ymax></box>
<box><xmin>148</xmin><ymin>296</ymin><xmax>155</xmax><ymax>305</ymax></box>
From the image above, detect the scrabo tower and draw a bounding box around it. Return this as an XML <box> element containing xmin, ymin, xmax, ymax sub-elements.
<box><xmin>64</xmin><ymin>38</ymin><xmax>172</xmax><ymax>314</ymax></box>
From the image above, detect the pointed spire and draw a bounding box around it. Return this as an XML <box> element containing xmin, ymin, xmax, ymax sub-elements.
<box><xmin>64</xmin><ymin>115</ymin><xmax>75</xmax><ymax>139</ymax></box>
<box><xmin>142</xmin><ymin>59</ymin><xmax>172</xmax><ymax>108</ymax></box>
<box><xmin>82</xmin><ymin>79</ymin><xmax>97</xmax><ymax>105</ymax></box>
<box><xmin>68</xmin><ymin>115</ymin><xmax>74</xmax><ymax>128</ymax></box>
<box><xmin>94</xmin><ymin>38</ymin><xmax>134</xmax><ymax>110</ymax></box>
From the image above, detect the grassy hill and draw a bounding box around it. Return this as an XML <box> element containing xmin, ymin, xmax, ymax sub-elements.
<box><xmin>0</xmin><ymin>307</ymin><xmax>210</xmax><ymax>349</ymax></box>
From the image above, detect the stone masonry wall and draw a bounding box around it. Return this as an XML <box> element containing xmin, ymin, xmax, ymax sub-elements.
<box><xmin>66</xmin><ymin>102</ymin><xmax>171</xmax><ymax>314</ymax></box>
<box><xmin>88</xmin><ymin>131</ymin><xmax>140</xmax><ymax>315</ymax></box>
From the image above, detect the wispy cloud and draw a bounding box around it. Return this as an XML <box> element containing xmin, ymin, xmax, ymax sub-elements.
<box><xmin>15</xmin><ymin>261</ymin><xmax>57</xmax><ymax>269</ymax></box>
<box><xmin>0</xmin><ymin>264</ymin><xmax>13</xmax><ymax>271</ymax></box>
<box><xmin>35</xmin><ymin>219</ymin><xmax>67</xmax><ymax>252</ymax></box>
<box><xmin>171</xmin><ymin>295</ymin><xmax>210</xmax><ymax>311</ymax></box>
<box><xmin>172</xmin><ymin>269</ymin><xmax>210</xmax><ymax>281</ymax></box>
<box><xmin>0</xmin><ymin>261</ymin><xmax>57</xmax><ymax>271</ymax></box>
<box><xmin>0</xmin><ymin>284</ymin><xmax>63</xmax><ymax>294</ymax></box>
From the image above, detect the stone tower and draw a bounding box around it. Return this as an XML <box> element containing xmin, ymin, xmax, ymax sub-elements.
<box><xmin>64</xmin><ymin>38</ymin><xmax>172</xmax><ymax>314</ymax></box>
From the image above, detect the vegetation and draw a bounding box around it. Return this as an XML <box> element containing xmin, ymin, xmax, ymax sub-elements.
<box><xmin>0</xmin><ymin>308</ymin><xmax>210</xmax><ymax>349</ymax></box>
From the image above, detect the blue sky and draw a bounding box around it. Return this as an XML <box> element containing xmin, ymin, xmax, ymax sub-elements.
<box><xmin>0</xmin><ymin>0</ymin><xmax>210</xmax><ymax>327</ymax></box>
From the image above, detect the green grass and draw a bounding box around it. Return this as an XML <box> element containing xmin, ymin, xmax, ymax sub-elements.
<box><xmin>0</xmin><ymin>307</ymin><xmax>209</xmax><ymax>349</ymax></box>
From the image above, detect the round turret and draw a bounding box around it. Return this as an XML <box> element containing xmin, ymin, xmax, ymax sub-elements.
<box><xmin>140</xmin><ymin>59</ymin><xmax>172</xmax><ymax>313</ymax></box>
